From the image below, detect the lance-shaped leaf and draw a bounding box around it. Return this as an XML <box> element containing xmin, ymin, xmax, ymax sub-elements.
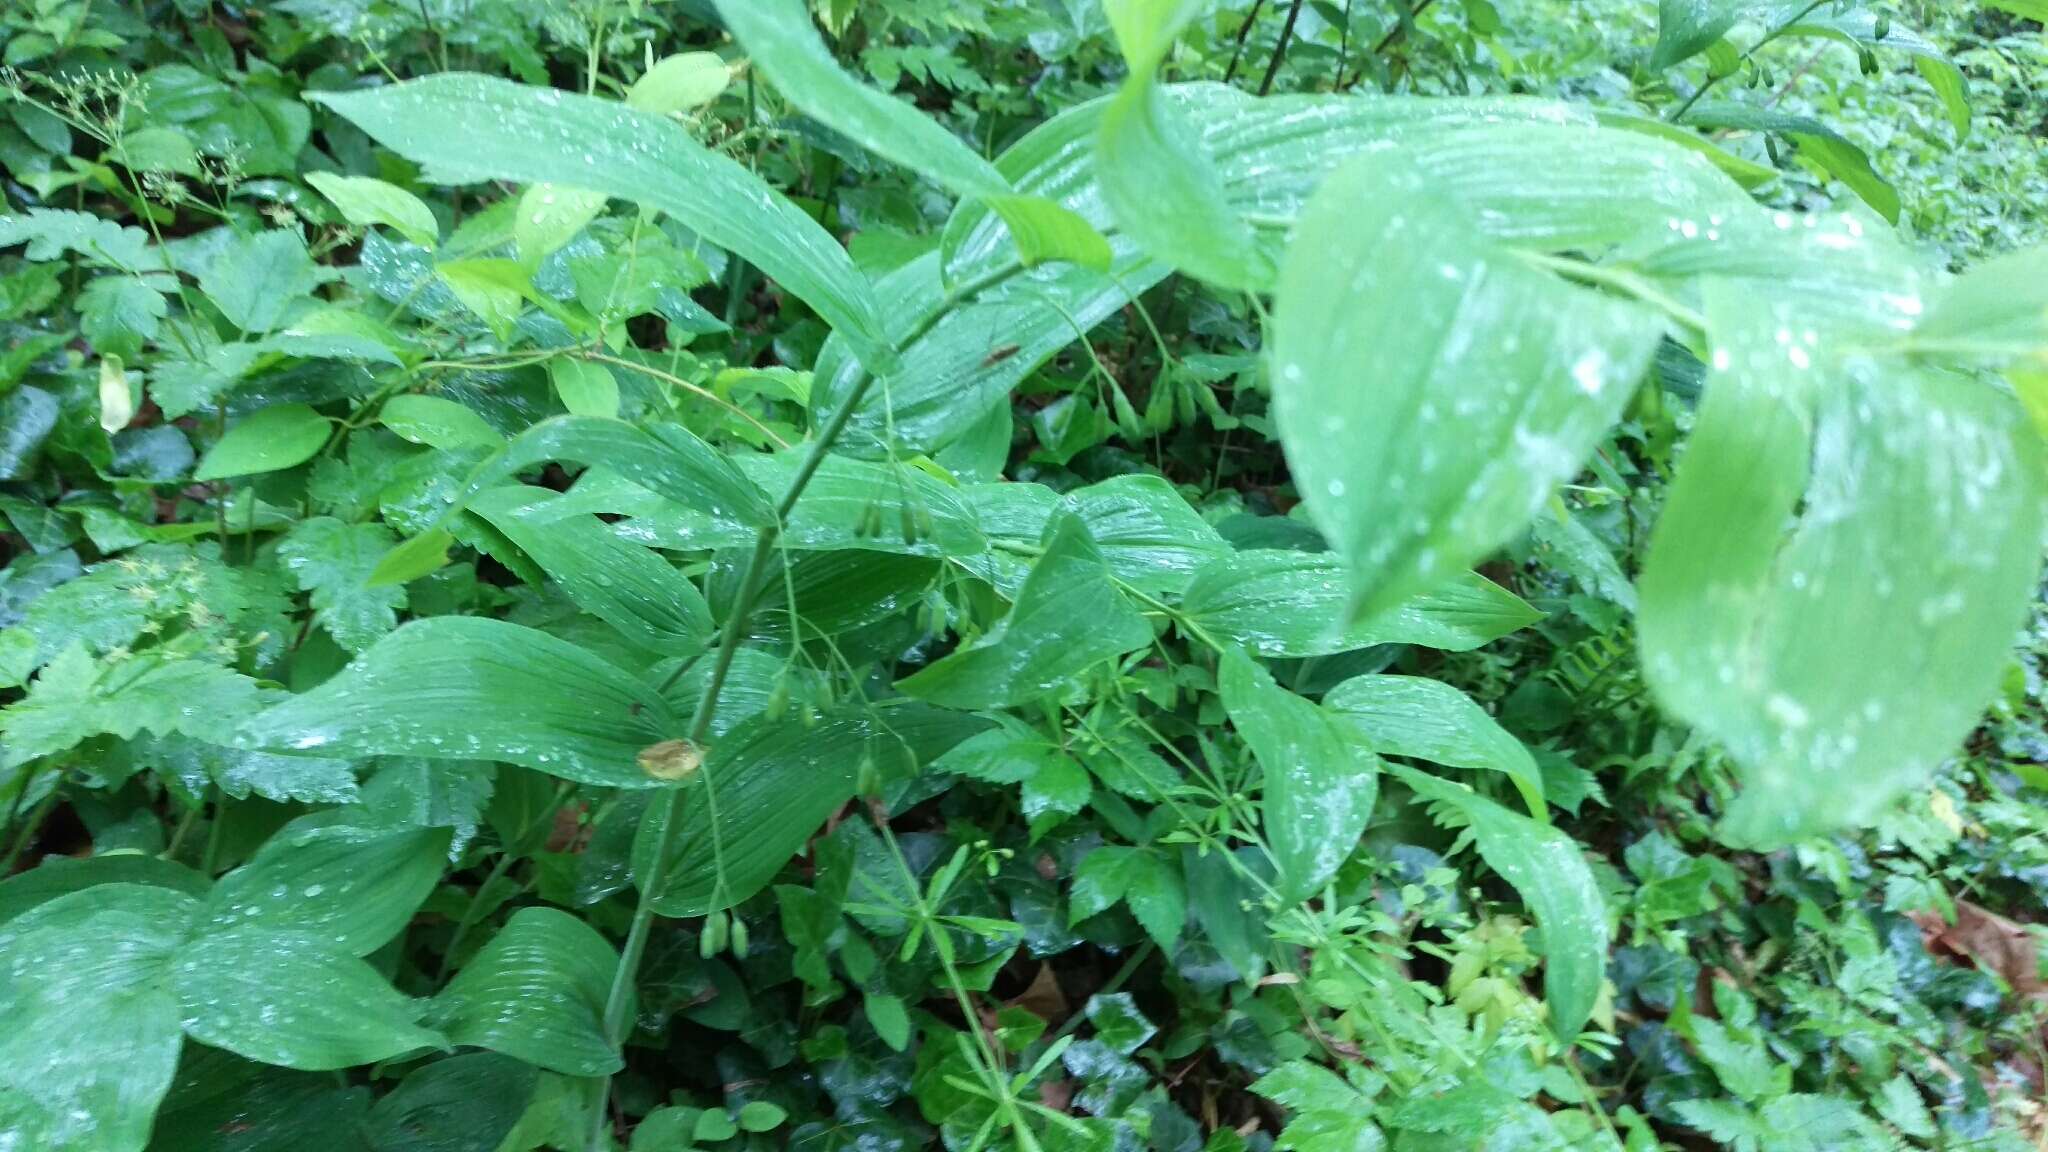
<box><xmin>1390</xmin><ymin>765</ymin><xmax>1607</xmax><ymax>1041</ymax></box>
<box><xmin>1652</xmin><ymin>0</ymin><xmax>1744</xmax><ymax>69</ymax></box>
<box><xmin>1325</xmin><ymin>674</ymin><xmax>1545</xmax><ymax>819</ymax></box>
<box><xmin>1777</xmin><ymin>10</ymin><xmax>1969</xmax><ymax>137</ymax></box>
<box><xmin>200</xmin><ymin>814</ymin><xmax>452</xmax><ymax>956</ymax></box>
<box><xmin>636</xmin><ymin>703</ymin><xmax>987</xmax><ymax>916</ymax></box>
<box><xmin>1640</xmin><ymin>286</ymin><xmax>2044</xmax><ymax>848</ymax></box>
<box><xmin>711</xmin><ymin>0</ymin><xmax>1107</xmax><ymax>271</ymax></box>
<box><xmin>1221</xmin><ymin>648</ymin><xmax>1380</xmax><ymax>904</ymax></box>
<box><xmin>1916</xmin><ymin>245</ymin><xmax>2048</xmax><ymax>356</ymax></box>
<box><xmin>243</xmin><ymin>617</ymin><xmax>677</xmax><ymax>788</ymax></box>
<box><xmin>1682</xmin><ymin>103</ymin><xmax>1898</xmax><ymax>224</ymax></box>
<box><xmin>308</xmin><ymin>76</ymin><xmax>896</xmax><ymax>372</ymax></box>
<box><xmin>1271</xmin><ymin>150</ymin><xmax>1662</xmax><ymax>621</ymax></box>
<box><xmin>897</xmin><ymin>513</ymin><xmax>1153</xmax><ymax>709</ymax></box>
<box><xmin>429</xmin><ymin>908</ymin><xmax>622</xmax><ymax>1077</ymax></box>
<box><xmin>469</xmin><ymin>485</ymin><xmax>714</xmax><ymax>653</ymax></box>
<box><xmin>1180</xmin><ymin>551</ymin><xmax>1543</xmax><ymax>656</ymax></box>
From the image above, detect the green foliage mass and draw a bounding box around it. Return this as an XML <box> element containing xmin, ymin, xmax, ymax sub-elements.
<box><xmin>1</xmin><ymin>1</ymin><xmax>2046</xmax><ymax>1150</ymax></box>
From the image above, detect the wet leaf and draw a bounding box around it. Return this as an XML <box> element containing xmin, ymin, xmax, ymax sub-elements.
<box><xmin>430</xmin><ymin>908</ymin><xmax>622</xmax><ymax>1076</ymax></box>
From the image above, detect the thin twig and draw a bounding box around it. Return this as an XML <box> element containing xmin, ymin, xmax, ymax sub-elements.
<box><xmin>1257</xmin><ymin>0</ymin><xmax>1307</xmax><ymax>96</ymax></box>
<box><xmin>1223</xmin><ymin>0</ymin><xmax>1270</xmax><ymax>84</ymax></box>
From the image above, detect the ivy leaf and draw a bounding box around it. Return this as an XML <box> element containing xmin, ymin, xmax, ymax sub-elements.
<box><xmin>277</xmin><ymin>517</ymin><xmax>407</xmax><ymax>652</ymax></box>
<box><xmin>429</xmin><ymin>908</ymin><xmax>622</xmax><ymax>1077</ymax></box>
<box><xmin>1271</xmin><ymin>150</ymin><xmax>1661</xmax><ymax>622</ymax></box>
<box><xmin>1220</xmin><ymin>648</ymin><xmax>1379</xmax><ymax>904</ymax></box>
<box><xmin>1639</xmin><ymin>287</ymin><xmax>2044</xmax><ymax>848</ymax></box>
<box><xmin>898</xmin><ymin>513</ymin><xmax>1152</xmax><ymax>709</ymax></box>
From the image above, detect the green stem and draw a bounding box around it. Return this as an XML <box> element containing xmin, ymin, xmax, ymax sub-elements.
<box><xmin>586</xmin><ymin>258</ymin><xmax>1034</xmax><ymax>1152</ymax></box>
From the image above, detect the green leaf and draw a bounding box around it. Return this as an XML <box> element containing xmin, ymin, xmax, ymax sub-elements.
<box><xmin>140</xmin><ymin>733</ymin><xmax>361</xmax><ymax>805</ymax></box>
<box><xmin>1220</xmin><ymin>648</ymin><xmax>1379</xmax><ymax>904</ymax></box>
<box><xmin>379</xmin><ymin>394</ymin><xmax>506</xmax><ymax>450</ymax></box>
<box><xmin>1324</xmin><ymin>674</ymin><xmax>1545</xmax><ymax>819</ymax></box>
<box><xmin>1917</xmin><ymin>245</ymin><xmax>2048</xmax><ymax>355</ymax></box>
<box><xmin>1392</xmin><ymin>764</ymin><xmax>1608</xmax><ymax>1039</ymax></box>
<box><xmin>436</xmin><ymin>258</ymin><xmax>531</xmax><ymax>338</ymax></box>
<box><xmin>1778</xmin><ymin>11</ymin><xmax>1969</xmax><ymax>137</ymax></box>
<box><xmin>468</xmin><ymin>486</ymin><xmax>714</xmax><ymax>652</ymax></box>
<box><xmin>1</xmin><ymin>646</ymin><xmax>261</xmax><ymax>767</ymax></box>
<box><xmin>548</xmin><ymin>358</ymin><xmax>620</xmax><ymax>418</ymax></box>
<box><xmin>898</xmin><ymin>513</ymin><xmax>1152</xmax><ymax>709</ymax></box>
<box><xmin>627</xmin><ymin>51</ymin><xmax>731</xmax><ymax>114</ymax></box>
<box><xmin>737</xmin><ymin>1101</ymin><xmax>788</xmax><ymax>1132</ymax></box>
<box><xmin>487</xmin><ymin>415</ymin><xmax>775</xmax><ymax>530</ymax></box>
<box><xmin>78</xmin><ymin>275</ymin><xmax>167</xmax><ymax>359</ymax></box>
<box><xmin>1681</xmin><ymin>102</ymin><xmax>1899</xmax><ymax>223</ymax></box>
<box><xmin>1652</xmin><ymin>0</ymin><xmax>1742</xmax><ymax>68</ymax></box>
<box><xmin>1271</xmin><ymin>151</ymin><xmax>1661</xmax><ymax>622</ymax></box>
<box><xmin>278</xmin><ymin>517</ymin><xmax>408</xmax><ymax>652</ymax></box>
<box><xmin>514</xmin><ymin>183</ymin><xmax>608</xmax><ymax>266</ymax></box>
<box><xmin>198</xmin><ymin>229</ymin><xmax>327</xmax><ymax>335</ymax></box>
<box><xmin>1180</xmin><ymin>551</ymin><xmax>1543</xmax><ymax>657</ymax></box>
<box><xmin>306</xmin><ymin>171</ymin><xmax>440</xmax><ymax>248</ymax></box>
<box><xmin>173</xmin><ymin>925</ymin><xmax>443</xmax><ymax>1071</ymax></box>
<box><xmin>201</xmin><ymin>815</ymin><xmax>451</xmax><ymax>956</ymax></box>
<box><xmin>1639</xmin><ymin>287</ymin><xmax>2044</xmax><ymax>848</ymax></box>
<box><xmin>638</xmin><ymin>703</ymin><xmax>984</xmax><ymax>916</ymax></box>
<box><xmin>243</xmin><ymin>617</ymin><xmax>677</xmax><ymax>788</ymax></box>
<box><xmin>864</xmin><ymin>994</ymin><xmax>912</xmax><ymax>1052</ymax></box>
<box><xmin>365</xmin><ymin>1053</ymin><xmax>538</xmax><ymax>1152</ymax></box>
<box><xmin>194</xmin><ymin>402</ymin><xmax>332</xmax><ymax>481</ymax></box>
<box><xmin>712</xmin><ymin>0</ymin><xmax>1109</xmax><ymax>272</ymax></box>
<box><xmin>0</xmin><ymin>854</ymin><xmax>207</xmax><ymax>927</ymax></box>
<box><xmin>1098</xmin><ymin>72</ymin><xmax>1266</xmax><ymax>293</ymax></box>
<box><xmin>309</xmin><ymin>76</ymin><xmax>896</xmax><ymax>373</ymax></box>
<box><xmin>0</xmin><ymin>884</ymin><xmax>194</xmax><ymax>1152</ymax></box>
<box><xmin>430</xmin><ymin>907</ymin><xmax>622</xmax><ymax>1076</ymax></box>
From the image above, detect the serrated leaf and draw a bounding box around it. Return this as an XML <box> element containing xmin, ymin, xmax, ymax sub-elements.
<box><xmin>1220</xmin><ymin>648</ymin><xmax>1379</xmax><ymax>903</ymax></box>
<box><xmin>0</xmin><ymin>646</ymin><xmax>261</xmax><ymax>767</ymax></box>
<box><xmin>198</xmin><ymin>230</ymin><xmax>327</xmax><ymax>335</ymax></box>
<box><xmin>243</xmin><ymin>617</ymin><xmax>677</xmax><ymax>788</ymax></box>
<box><xmin>429</xmin><ymin>908</ymin><xmax>622</xmax><ymax>1076</ymax></box>
<box><xmin>278</xmin><ymin>517</ymin><xmax>407</xmax><ymax>651</ymax></box>
<box><xmin>1271</xmin><ymin>150</ymin><xmax>1660</xmax><ymax>622</ymax></box>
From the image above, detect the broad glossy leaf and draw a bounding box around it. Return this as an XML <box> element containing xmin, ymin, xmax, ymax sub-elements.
<box><xmin>898</xmin><ymin>513</ymin><xmax>1152</xmax><ymax>709</ymax></box>
<box><xmin>0</xmin><ymin>854</ymin><xmax>207</xmax><ymax>926</ymax></box>
<box><xmin>0</xmin><ymin>885</ymin><xmax>193</xmax><ymax>1152</ymax></box>
<box><xmin>194</xmin><ymin>403</ymin><xmax>331</xmax><ymax>481</ymax></box>
<box><xmin>469</xmin><ymin>486</ymin><xmax>713</xmax><ymax>653</ymax></box>
<box><xmin>244</xmin><ymin>617</ymin><xmax>677</xmax><ymax>788</ymax></box>
<box><xmin>365</xmin><ymin>1053</ymin><xmax>538</xmax><ymax>1152</ymax></box>
<box><xmin>1393</xmin><ymin>765</ymin><xmax>1607</xmax><ymax>1039</ymax></box>
<box><xmin>712</xmin><ymin>0</ymin><xmax>1108</xmax><ymax>272</ymax></box>
<box><xmin>1180</xmin><ymin>551</ymin><xmax>1543</xmax><ymax>656</ymax></box>
<box><xmin>1220</xmin><ymin>648</ymin><xmax>1378</xmax><ymax>903</ymax></box>
<box><xmin>1098</xmin><ymin>74</ymin><xmax>1266</xmax><ymax>292</ymax></box>
<box><xmin>1917</xmin><ymin>245</ymin><xmax>2048</xmax><ymax>355</ymax></box>
<box><xmin>429</xmin><ymin>908</ymin><xmax>621</xmax><ymax>1077</ymax></box>
<box><xmin>173</xmin><ymin>925</ymin><xmax>443</xmax><ymax>1070</ymax></box>
<box><xmin>1640</xmin><ymin>286</ymin><xmax>2044</xmax><ymax>847</ymax></box>
<box><xmin>306</xmin><ymin>172</ymin><xmax>439</xmax><ymax>248</ymax></box>
<box><xmin>1324</xmin><ymin>674</ymin><xmax>1544</xmax><ymax>818</ymax></box>
<box><xmin>818</xmin><ymin>87</ymin><xmax>1594</xmax><ymax>455</ymax></box>
<box><xmin>637</xmin><ymin>703</ymin><xmax>986</xmax><ymax>916</ymax></box>
<box><xmin>1271</xmin><ymin>150</ymin><xmax>1662</xmax><ymax>621</ymax></box>
<box><xmin>379</xmin><ymin>394</ymin><xmax>505</xmax><ymax>450</ymax></box>
<box><xmin>309</xmin><ymin>76</ymin><xmax>896</xmax><ymax>371</ymax></box>
<box><xmin>1682</xmin><ymin>103</ymin><xmax>1898</xmax><ymax>223</ymax></box>
<box><xmin>489</xmin><ymin>416</ymin><xmax>773</xmax><ymax>529</ymax></box>
<box><xmin>961</xmin><ymin>475</ymin><xmax>1228</xmax><ymax>596</ymax></box>
<box><xmin>201</xmin><ymin>815</ymin><xmax>451</xmax><ymax>955</ymax></box>
<box><xmin>1652</xmin><ymin>0</ymin><xmax>1742</xmax><ymax>68</ymax></box>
